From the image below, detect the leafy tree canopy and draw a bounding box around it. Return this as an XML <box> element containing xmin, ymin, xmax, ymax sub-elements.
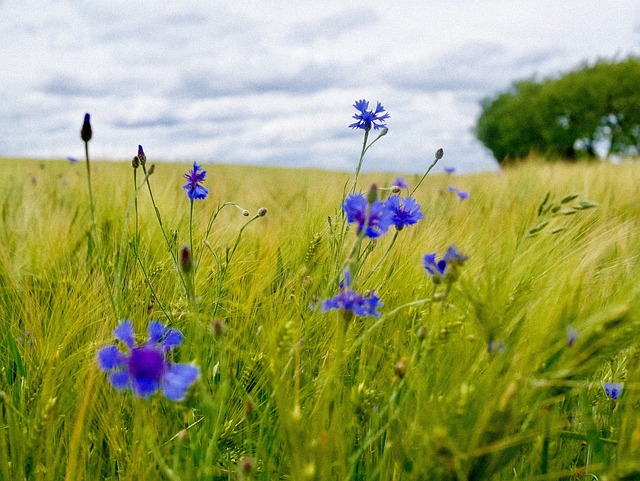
<box><xmin>476</xmin><ymin>56</ymin><xmax>640</xmax><ymax>164</ymax></box>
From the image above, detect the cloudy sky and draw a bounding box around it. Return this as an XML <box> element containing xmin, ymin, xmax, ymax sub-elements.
<box><xmin>2</xmin><ymin>1</ymin><xmax>639</xmax><ymax>173</ymax></box>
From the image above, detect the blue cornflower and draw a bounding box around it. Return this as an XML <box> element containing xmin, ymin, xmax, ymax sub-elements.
<box><xmin>423</xmin><ymin>244</ymin><xmax>468</xmax><ymax>282</ymax></box>
<box><xmin>393</xmin><ymin>177</ymin><xmax>408</xmax><ymax>189</ymax></box>
<box><xmin>444</xmin><ymin>167</ymin><xmax>456</xmax><ymax>174</ymax></box>
<box><xmin>97</xmin><ymin>320</ymin><xmax>200</xmax><ymax>401</ymax></box>
<box><xmin>183</xmin><ymin>162</ymin><xmax>209</xmax><ymax>201</ymax></box>
<box><xmin>603</xmin><ymin>382</ymin><xmax>623</xmax><ymax>401</ymax></box>
<box><xmin>349</xmin><ymin>99</ymin><xmax>390</xmax><ymax>131</ymax></box>
<box><xmin>322</xmin><ymin>270</ymin><xmax>382</xmax><ymax>318</ymax></box>
<box><xmin>448</xmin><ymin>186</ymin><xmax>469</xmax><ymax>200</ymax></box>
<box><xmin>343</xmin><ymin>193</ymin><xmax>393</xmax><ymax>238</ymax></box>
<box><xmin>386</xmin><ymin>195</ymin><xmax>424</xmax><ymax>230</ymax></box>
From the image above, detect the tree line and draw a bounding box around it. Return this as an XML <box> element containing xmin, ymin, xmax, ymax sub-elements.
<box><xmin>476</xmin><ymin>56</ymin><xmax>640</xmax><ymax>164</ymax></box>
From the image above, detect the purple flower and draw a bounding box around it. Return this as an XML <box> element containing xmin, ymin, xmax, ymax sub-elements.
<box><xmin>183</xmin><ymin>162</ymin><xmax>209</xmax><ymax>201</ymax></box>
<box><xmin>97</xmin><ymin>320</ymin><xmax>200</xmax><ymax>401</ymax></box>
<box><xmin>386</xmin><ymin>195</ymin><xmax>424</xmax><ymax>230</ymax></box>
<box><xmin>444</xmin><ymin>167</ymin><xmax>456</xmax><ymax>174</ymax></box>
<box><xmin>447</xmin><ymin>186</ymin><xmax>469</xmax><ymax>200</ymax></box>
<box><xmin>349</xmin><ymin>99</ymin><xmax>390</xmax><ymax>131</ymax></box>
<box><xmin>393</xmin><ymin>177</ymin><xmax>408</xmax><ymax>189</ymax></box>
<box><xmin>603</xmin><ymin>382</ymin><xmax>623</xmax><ymax>401</ymax></box>
<box><xmin>423</xmin><ymin>244</ymin><xmax>468</xmax><ymax>282</ymax></box>
<box><xmin>322</xmin><ymin>271</ymin><xmax>382</xmax><ymax>318</ymax></box>
<box><xmin>67</xmin><ymin>156</ymin><xmax>78</xmax><ymax>163</ymax></box>
<box><xmin>343</xmin><ymin>193</ymin><xmax>393</xmax><ymax>238</ymax></box>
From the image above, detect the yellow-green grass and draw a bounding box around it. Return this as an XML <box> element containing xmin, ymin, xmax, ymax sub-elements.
<box><xmin>1</xmin><ymin>157</ymin><xmax>640</xmax><ymax>480</ymax></box>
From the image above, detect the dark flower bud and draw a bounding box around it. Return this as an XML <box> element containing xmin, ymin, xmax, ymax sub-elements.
<box><xmin>394</xmin><ymin>358</ymin><xmax>408</xmax><ymax>379</ymax></box>
<box><xmin>239</xmin><ymin>457</ymin><xmax>255</xmax><ymax>478</ymax></box>
<box><xmin>81</xmin><ymin>113</ymin><xmax>92</xmax><ymax>142</ymax></box>
<box><xmin>148</xmin><ymin>164</ymin><xmax>155</xmax><ymax>175</ymax></box>
<box><xmin>211</xmin><ymin>319</ymin><xmax>227</xmax><ymax>339</ymax></box>
<box><xmin>366</xmin><ymin>184</ymin><xmax>378</xmax><ymax>204</ymax></box>
<box><xmin>138</xmin><ymin>145</ymin><xmax>146</xmax><ymax>166</ymax></box>
<box><xmin>132</xmin><ymin>156</ymin><xmax>140</xmax><ymax>169</ymax></box>
<box><xmin>257</xmin><ymin>207</ymin><xmax>268</xmax><ymax>217</ymax></box>
<box><xmin>435</xmin><ymin>148</ymin><xmax>444</xmax><ymax>160</ymax></box>
<box><xmin>242</xmin><ymin>209</ymin><xmax>250</xmax><ymax>217</ymax></box>
<box><xmin>180</xmin><ymin>245</ymin><xmax>193</xmax><ymax>274</ymax></box>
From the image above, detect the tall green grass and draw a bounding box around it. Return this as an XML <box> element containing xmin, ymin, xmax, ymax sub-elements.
<box><xmin>1</xmin><ymin>157</ymin><xmax>640</xmax><ymax>480</ymax></box>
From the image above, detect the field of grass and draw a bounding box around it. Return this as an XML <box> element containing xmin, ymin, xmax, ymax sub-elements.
<box><xmin>1</xmin><ymin>155</ymin><xmax>640</xmax><ymax>480</ymax></box>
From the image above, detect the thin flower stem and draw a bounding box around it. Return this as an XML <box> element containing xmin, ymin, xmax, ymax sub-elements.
<box><xmin>410</xmin><ymin>154</ymin><xmax>442</xmax><ymax>197</ymax></box>
<box><xmin>84</xmin><ymin>140</ymin><xmax>97</xmax><ymax>233</ymax></box>
<box><xmin>351</xmin><ymin>129</ymin><xmax>370</xmax><ymax>194</ymax></box>
<box><xmin>140</xmin><ymin>164</ymin><xmax>188</xmax><ymax>294</ymax></box>
<box><xmin>189</xmin><ymin>200</ymin><xmax>194</xmax><ymax>260</ymax></box>
<box><xmin>133</xmin><ymin>168</ymin><xmax>139</xmax><ymax>244</ymax></box>
<box><xmin>130</xmin><ymin>240</ymin><xmax>172</xmax><ymax>322</ymax></box>
<box><xmin>361</xmin><ymin>230</ymin><xmax>399</xmax><ymax>284</ymax></box>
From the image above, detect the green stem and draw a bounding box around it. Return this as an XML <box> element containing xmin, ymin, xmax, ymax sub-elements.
<box><xmin>84</xmin><ymin>141</ymin><xmax>97</xmax><ymax>233</ymax></box>
<box><xmin>410</xmin><ymin>153</ymin><xmax>442</xmax><ymax>197</ymax></box>
<box><xmin>351</xmin><ymin>129</ymin><xmax>370</xmax><ymax>194</ymax></box>
<box><xmin>361</xmin><ymin>230</ymin><xmax>399</xmax><ymax>284</ymax></box>
<box><xmin>140</xmin><ymin>164</ymin><xmax>188</xmax><ymax>294</ymax></box>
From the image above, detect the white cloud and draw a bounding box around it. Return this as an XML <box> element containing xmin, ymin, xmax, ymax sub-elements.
<box><xmin>1</xmin><ymin>1</ymin><xmax>639</xmax><ymax>173</ymax></box>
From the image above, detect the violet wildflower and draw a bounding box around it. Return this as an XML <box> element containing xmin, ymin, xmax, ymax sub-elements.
<box><xmin>97</xmin><ymin>320</ymin><xmax>200</xmax><ymax>401</ymax></box>
<box><xmin>448</xmin><ymin>186</ymin><xmax>469</xmax><ymax>200</ymax></box>
<box><xmin>603</xmin><ymin>382</ymin><xmax>623</xmax><ymax>401</ymax></box>
<box><xmin>322</xmin><ymin>270</ymin><xmax>383</xmax><ymax>318</ymax></box>
<box><xmin>423</xmin><ymin>244</ymin><xmax>468</xmax><ymax>283</ymax></box>
<box><xmin>183</xmin><ymin>162</ymin><xmax>209</xmax><ymax>201</ymax></box>
<box><xmin>67</xmin><ymin>156</ymin><xmax>78</xmax><ymax>163</ymax></box>
<box><xmin>349</xmin><ymin>99</ymin><xmax>390</xmax><ymax>131</ymax></box>
<box><xmin>393</xmin><ymin>177</ymin><xmax>408</xmax><ymax>189</ymax></box>
<box><xmin>444</xmin><ymin>167</ymin><xmax>455</xmax><ymax>174</ymax></box>
<box><xmin>386</xmin><ymin>195</ymin><xmax>424</xmax><ymax>230</ymax></box>
<box><xmin>343</xmin><ymin>193</ymin><xmax>393</xmax><ymax>238</ymax></box>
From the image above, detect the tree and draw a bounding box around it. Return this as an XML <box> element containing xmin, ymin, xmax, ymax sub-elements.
<box><xmin>476</xmin><ymin>57</ymin><xmax>640</xmax><ymax>164</ymax></box>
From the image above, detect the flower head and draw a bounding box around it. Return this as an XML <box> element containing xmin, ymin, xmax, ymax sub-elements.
<box><xmin>183</xmin><ymin>162</ymin><xmax>209</xmax><ymax>201</ymax></box>
<box><xmin>97</xmin><ymin>320</ymin><xmax>200</xmax><ymax>401</ymax></box>
<box><xmin>349</xmin><ymin>99</ymin><xmax>390</xmax><ymax>131</ymax></box>
<box><xmin>343</xmin><ymin>193</ymin><xmax>393</xmax><ymax>238</ymax></box>
<box><xmin>447</xmin><ymin>186</ymin><xmax>469</xmax><ymax>200</ymax></box>
<box><xmin>393</xmin><ymin>177</ymin><xmax>408</xmax><ymax>189</ymax></box>
<box><xmin>386</xmin><ymin>195</ymin><xmax>424</xmax><ymax>230</ymax></box>
<box><xmin>444</xmin><ymin>167</ymin><xmax>455</xmax><ymax>174</ymax></box>
<box><xmin>603</xmin><ymin>382</ymin><xmax>623</xmax><ymax>401</ymax></box>
<box><xmin>423</xmin><ymin>244</ymin><xmax>468</xmax><ymax>282</ymax></box>
<box><xmin>322</xmin><ymin>271</ymin><xmax>383</xmax><ymax>318</ymax></box>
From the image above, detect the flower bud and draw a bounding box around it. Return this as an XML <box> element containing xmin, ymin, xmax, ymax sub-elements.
<box><xmin>366</xmin><ymin>184</ymin><xmax>378</xmax><ymax>204</ymax></box>
<box><xmin>257</xmin><ymin>207</ymin><xmax>268</xmax><ymax>217</ymax></box>
<box><xmin>242</xmin><ymin>209</ymin><xmax>250</xmax><ymax>217</ymax></box>
<box><xmin>80</xmin><ymin>113</ymin><xmax>92</xmax><ymax>142</ymax></box>
<box><xmin>132</xmin><ymin>156</ymin><xmax>140</xmax><ymax>169</ymax></box>
<box><xmin>394</xmin><ymin>358</ymin><xmax>408</xmax><ymax>379</ymax></box>
<box><xmin>148</xmin><ymin>164</ymin><xmax>155</xmax><ymax>175</ymax></box>
<box><xmin>180</xmin><ymin>245</ymin><xmax>192</xmax><ymax>274</ymax></box>
<box><xmin>138</xmin><ymin>145</ymin><xmax>146</xmax><ymax>165</ymax></box>
<box><xmin>435</xmin><ymin>148</ymin><xmax>444</xmax><ymax>160</ymax></box>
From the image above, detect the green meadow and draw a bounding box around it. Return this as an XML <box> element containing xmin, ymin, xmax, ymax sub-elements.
<box><xmin>1</xmin><ymin>156</ymin><xmax>640</xmax><ymax>480</ymax></box>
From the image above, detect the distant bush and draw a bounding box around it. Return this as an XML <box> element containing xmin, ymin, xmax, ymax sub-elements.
<box><xmin>476</xmin><ymin>56</ymin><xmax>640</xmax><ymax>164</ymax></box>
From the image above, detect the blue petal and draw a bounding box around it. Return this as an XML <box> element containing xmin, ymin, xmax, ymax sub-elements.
<box><xmin>162</xmin><ymin>329</ymin><xmax>183</xmax><ymax>350</ymax></box>
<box><xmin>97</xmin><ymin>345</ymin><xmax>127</xmax><ymax>371</ymax></box>
<box><xmin>114</xmin><ymin>320</ymin><xmax>135</xmax><ymax>349</ymax></box>
<box><xmin>109</xmin><ymin>370</ymin><xmax>131</xmax><ymax>391</ymax></box>
<box><xmin>133</xmin><ymin>377</ymin><xmax>160</xmax><ymax>398</ymax></box>
<box><xmin>147</xmin><ymin>321</ymin><xmax>166</xmax><ymax>344</ymax></box>
<box><xmin>162</xmin><ymin>363</ymin><xmax>200</xmax><ymax>401</ymax></box>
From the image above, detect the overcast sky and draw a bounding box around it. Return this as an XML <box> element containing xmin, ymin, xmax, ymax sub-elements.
<box><xmin>2</xmin><ymin>1</ymin><xmax>639</xmax><ymax>173</ymax></box>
